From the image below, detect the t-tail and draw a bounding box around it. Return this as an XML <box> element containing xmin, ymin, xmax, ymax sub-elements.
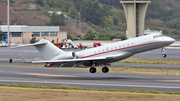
<box><xmin>13</xmin><ymin>39</ymin><xmax>65</xmax><ymax>60</ymax></box>
<box><xmin>34</xmin><ymin>39</ymin><xmax>65</xmax><ymax>60</ymax></box>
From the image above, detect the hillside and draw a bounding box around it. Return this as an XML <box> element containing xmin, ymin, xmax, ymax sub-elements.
<box><xmin>0</xmin><ymin>0</ymin><xmax>180</xmax><ymax>40</ymax></box>
<box><xmin>0</xmin><ymin>0</ymin><xmax>50</xmax><ymax>25</ymax></box>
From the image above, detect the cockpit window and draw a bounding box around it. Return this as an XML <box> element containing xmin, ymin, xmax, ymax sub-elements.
<box><xmin>153</xmin><ymin>35</ymin><xmax>164</xmax><ymax>38</ymax></box>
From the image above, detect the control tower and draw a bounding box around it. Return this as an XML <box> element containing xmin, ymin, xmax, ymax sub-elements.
<box><xmin>120</xmin><ymin>0</ymin><xmax>151</xmax><ymax>38</ymax></box>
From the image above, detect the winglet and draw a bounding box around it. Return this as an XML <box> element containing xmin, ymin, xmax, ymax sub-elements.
<box><xmin>19</xmin><ymin>55</ymin><xmax>31</xmax><ymax>63</ymax></box>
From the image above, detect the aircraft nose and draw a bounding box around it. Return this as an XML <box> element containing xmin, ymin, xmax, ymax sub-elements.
<box><xmin>171</xmin><ymin>38</ymin><xmax>176</xmax><ymax>43</ymax></box>
<box><xmin>163</xmin><ymin>37</ymin><xmax>176</xmax><ymax>46</ymax></box>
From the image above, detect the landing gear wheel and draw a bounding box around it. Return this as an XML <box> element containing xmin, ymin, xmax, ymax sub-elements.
<box><xmin>162</xmin><ymin>54</ymin><xmax>166</xmax><ymax>58</ymax></box>
<box><xmin>89</xmin><ymin>67</ymin><xmax>97</xmax><ymax>73</ymax></box>
<box><xmin>102</xmin><ymin>67</ymin><xmax>109</xmax><ymax>73</ymax></box>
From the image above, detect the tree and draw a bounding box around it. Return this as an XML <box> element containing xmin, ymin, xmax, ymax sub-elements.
<box><xmin>62</xmin><ymin>1</ymin><xmax>72</xmax><ymax>12</ymax></box>
<box><xmin>171</xmin><ymin>29</ymin><xmax>179</xmax><ymax>35</ymax></box>
<box><xmin>68</xmin><ymin>7</ymin><xmax>79</xmax><ymax>19</ymax></box>
<box><xmin>67</xmin><ymin>34</ymin><xmax>75</xmax><ymax>40</ymax></box>
<box><xmin>46</xmin><ymin>13</ymin><xmax>66</xmax><ymax>26</ymax></box>
<box><xmin>81</xmin><ymin>0</ymin><xmax>105</xmax><ymax>25</ymax></box>
<box><xmin>59</xmin><ymin>14</ymin><xmax>66</xmax><ymax>25</ymax></box>
<box><xmin>83</xmin><ymin>30</ymin><xmax>97</xmax><ymax>40</ymax></box>
<box><xmin>10</xmin><ymin>0</ymin><xmax>16</xmax><ymax>3</ymax></box>
<box><xmin>166</xmin><ymin>17</ymin><xmax>180</xmax><ymax>30</ymax></box>
<box><xmin>0</xmin><ymin>31</ymin><xmax>6</xmax><ymax>42</ymax></box>
<box><xmin>98</xmin><ymin>0</ymin><xmax>123</xmax><ymax>9</ymax></box>
<box><xmin>30</xmin><ymin>34</ymin><xmax>37</xmax><ymax>44</ymax></box>
<box><xmin>102</xmin><ymin>4</ymin><xmax>110</xmax><ymax>10</ymax></box>
<box><xmin>97</xmin><ymin>33</ymin><xmax>111</xmax><ymax>40</ymax></box>
<box><xmin>34</xmin><ymin>0</ymin><xmax>44</xmax><ymax>6</ymax></box>
<box><xmin>113</xmin><ymin>16</ymin><xmax>119</xmax><ymax>25</ymax></box>
<box><xmin>104</xmin><ymin>16</ymin><xmax>114</xmax><ymax>26</ymax></box>
<box><xmin>76</xmin><ymin>35</ymin><xmax>83</xmax><ymax>40</ymax></box>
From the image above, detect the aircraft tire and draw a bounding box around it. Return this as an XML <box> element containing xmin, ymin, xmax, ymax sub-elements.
<box><xmin>102</xmin><ymin>67</ymin><xmax>109</xmax><ymax>73</ymax></box>
<box><xmin>162</xmin><ymin>54</ymin><xmax>166</xmax><ymax>58</ymax></box>
<box><xmin>89</xmin><ymin>67</ymin><xmax>96</xmax><ymax>73</ymax></box>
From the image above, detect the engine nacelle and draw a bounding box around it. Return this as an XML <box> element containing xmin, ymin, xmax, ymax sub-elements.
<box><xmin>53</xmin><ymin>51</ymin><xmax>76</xmax><ymax>60</ymax></box>
<box><xmin>44</xmin><ymin>52</ymin><xmax>77</xmax><ymax>67</ymax></box>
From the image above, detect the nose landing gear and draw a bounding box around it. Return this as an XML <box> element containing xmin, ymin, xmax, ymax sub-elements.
<box><xmin>161</xmin><ymin>47</ymin><xmax>167</xmax><ymax>58</ymax></box>
<box><xmin>162</xmin><ymin>54</ymin><xmax>166</xmax><ymax>58</ymax></box>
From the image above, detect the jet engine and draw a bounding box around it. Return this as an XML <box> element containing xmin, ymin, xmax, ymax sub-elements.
<box><xmin>56</xmin><ymin>51</ymin><xmax>77</xmax><ymax>60</ymax></box>
<box><xmin>44</xmin><ymin>52</ymin><xmax>77</xmax><ymax>67</ymax></box>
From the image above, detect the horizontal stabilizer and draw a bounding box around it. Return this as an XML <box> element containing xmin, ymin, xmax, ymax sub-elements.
<box><xmin>10</xmin><ymin>41</ymin><xmax>47</xmax><ymax>48</ymax></box>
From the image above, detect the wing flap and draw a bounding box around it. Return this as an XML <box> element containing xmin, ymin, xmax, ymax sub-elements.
<box><xmin>32</xmin><ymin>57</ymin><xmax>106</xmax><ymax>64</ymax></box>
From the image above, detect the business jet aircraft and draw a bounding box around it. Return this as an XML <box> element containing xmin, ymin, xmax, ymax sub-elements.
<box><xmin>18</xmin><ymin>33</ymin><xmax>175</xmax><ymax>73</ymax></box>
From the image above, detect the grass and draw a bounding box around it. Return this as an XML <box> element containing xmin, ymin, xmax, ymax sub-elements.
<box><xmin>0</xmin><ymin>84</ymin><xmax>180</xmax><ymax>95</ymax></box>
<box><xmin>109</xmin><ymin>67</ymin><xmax>180</xmax><ymax>77</ymax></box>
<box><xmin>1</xmin><ymin>86</ymin><xmax>180</xmax><ymax>101</ymax></box>
<box><xmin>119</xmin><ymin>58</ymin><xmax>180</xmax><ymax>65</ymax></box>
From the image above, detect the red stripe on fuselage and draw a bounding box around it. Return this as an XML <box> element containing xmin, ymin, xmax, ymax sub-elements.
<box><xmin>80</xmin><ymin>41</ymin><xmax>167</xmax><ymax>59</ymax></box>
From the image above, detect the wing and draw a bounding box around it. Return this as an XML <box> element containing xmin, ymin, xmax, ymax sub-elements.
<box><xmin>32</xmin><ymin>57</ymin><xmax>106</xmax><ymax>63</ymax></box>
<box><xmin>32</xmin><ymin>53</ymin><xmax>128</xmax><ymax>67</ymax></box>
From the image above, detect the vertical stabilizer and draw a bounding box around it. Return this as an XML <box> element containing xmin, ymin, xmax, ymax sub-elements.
<box><xmin>34</xmin><ymin>39</ymin><xmax>64</xmax><ymax>60</ymax></box>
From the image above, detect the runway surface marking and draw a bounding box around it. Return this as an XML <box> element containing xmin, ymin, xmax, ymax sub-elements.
<box><xmin>159</xmin><ymin>80</ymin><xmax>180</xmax><ymax>82</ymax></box>
<box><xmin>16</xmin><ymin>73</ymin><xmax>79</xmax><ymax>77</ymax></box>
<box><xmin>35</xmin><ymin>57</ymin><xmax>44</xmax><ymax>60</ymax></box>
<box><xmin>0</xmin><ymin>80</ymin><xmax>180</xmax><ymax>89</ymax></box>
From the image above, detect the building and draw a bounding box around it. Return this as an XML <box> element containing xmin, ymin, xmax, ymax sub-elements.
<box><xmin>120</xmin><ymin>0</ymin><xmax>151</xmax><ymax>38</ymax></box>
<box><xmin>126</xmin><ymin>29</ymin><xmax>162</xmax><ymax>36</ymax></box>
<box><xmin>144</xmin><ymin>29</ymin><xmax>162</xmax><ymax>35</ymax></box>
<box><xmin>0</xmin><ymin>25</ymin><xmax>67</xmax><ymax>44</ymax></box>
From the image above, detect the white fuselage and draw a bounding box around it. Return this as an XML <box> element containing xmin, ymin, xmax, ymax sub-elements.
<box><xmin>73</xmin><ymin>33</ymin><xmax>175</xmax><ymax>65</ymax></box>
<box><xmin>32</xmin><ymin>33</ymin><xmax>175</xmax><ymax>68</ymax></box>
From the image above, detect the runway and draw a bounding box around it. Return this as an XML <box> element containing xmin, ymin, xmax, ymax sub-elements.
<box><xmin>0</xmin><ymin>65</ymin><xmax>180</xmax><ymax>92</ymax></box>
<box><xmin>0</xmin><ymin>47</ymin><xmax>180</xmax><ymax>61</ymax></box>
<box><xmin>0</xmin><ymin>47</ymin><xmax>180</xmax><ymax>92</ymax></box>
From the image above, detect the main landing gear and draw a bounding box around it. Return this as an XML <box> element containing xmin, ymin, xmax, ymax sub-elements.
<box><xmin>89</xmin><ymin>67</ymin><xmax>97</xmax><ymax>73</ymax></box>
<box><xmin>161</xmin><ymin>47</ymin><xmax>167</xmax><ymax>58</ymax></box>
<box><xmin>102</xmin><ymin>66</ymin><xmax>109</xmax><ymax>73</ymax></box>
<box><xmin>89</xmin><ymin>64</ymin><xmax>109</xmax><ymax>73</ymax></box>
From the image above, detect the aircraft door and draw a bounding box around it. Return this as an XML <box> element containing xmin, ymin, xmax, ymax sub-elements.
<box><xmin>106</xmin><ymin>47</ymin><xmax>109</xmax><ymax>53</ymax></box>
